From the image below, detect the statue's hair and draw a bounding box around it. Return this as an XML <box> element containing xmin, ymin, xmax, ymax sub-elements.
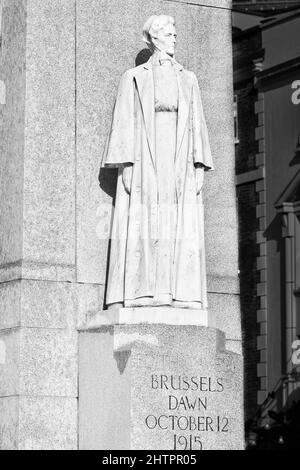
<box><xmin>142</xmin><ymin>15</ymin><xmax>175</xmax><ymax>52</ymax></box>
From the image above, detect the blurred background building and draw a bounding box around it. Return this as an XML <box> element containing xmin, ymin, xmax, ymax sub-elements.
<box><xmin>232</xmin><ymin>0</ymin><xmax>300</xmax><ymax>444</ymax></box>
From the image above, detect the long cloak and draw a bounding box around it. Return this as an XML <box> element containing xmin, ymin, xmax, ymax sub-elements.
<box><xmin>101</xmin><ymin>56</ymin><xmax>213</xmax><ymax>308</ymax></box>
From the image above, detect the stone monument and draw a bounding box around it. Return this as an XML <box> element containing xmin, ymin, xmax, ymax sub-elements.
<box><xmin>0</xmin><ymin>0</ymin><xmax>243</xmax><ymax>450</ymax></box>
<box><xmin>102</xmin><ymin>15</ymin><xmax>213</xmax><ymax>311</ymax></box>
<box><xmin>79</xmin><ymin>14</ymin><xmax>244</xmax><ymax>450</ymax></box>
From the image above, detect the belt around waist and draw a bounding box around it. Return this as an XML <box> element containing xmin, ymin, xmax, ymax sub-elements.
<box><xmin>155</xmin><ymin>108</ymin><xmax>178</xmax><ymax>113</ymax></box>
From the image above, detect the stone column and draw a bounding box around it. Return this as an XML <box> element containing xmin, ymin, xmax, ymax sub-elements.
<box><xmin>0</xmin><ymin>0</ymin><xmax>79</xmax><ymax>449</ymax></box>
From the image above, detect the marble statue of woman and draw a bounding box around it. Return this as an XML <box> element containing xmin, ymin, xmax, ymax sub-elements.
<box><xmin>101</xmin><ymin>15</ymin><xmax>213</xmax><ymax>310</ymax></box>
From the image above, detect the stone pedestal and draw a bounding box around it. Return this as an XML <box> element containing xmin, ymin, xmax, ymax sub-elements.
<box><xmin>79</xmin><ymin>316</ymin><xmax>244</xmax><ymax>450</ymax></box>
<box><xmin>79</xmin><ymin>306</ymin><xmax>215</xmax><ymax>329</ymax></box>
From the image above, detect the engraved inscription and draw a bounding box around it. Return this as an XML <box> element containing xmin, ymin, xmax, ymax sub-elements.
<box><xmin>144</xmin><ymin>374</ymin><xmax>229</xmax><ymax>450</ymax></box>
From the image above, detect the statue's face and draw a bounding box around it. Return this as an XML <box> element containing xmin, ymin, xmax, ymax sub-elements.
<box><xmin>152</xmin><ymin>23</ymin><xmax>177</xmax><ymax>56</ymax></box>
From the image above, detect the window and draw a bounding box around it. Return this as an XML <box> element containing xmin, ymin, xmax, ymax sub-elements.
<box><xmin>277</xmin><ymin>198</ymin><xmax>300</xmax><ymax>359</ymax></box>
<box><xmin>295</xmin><ymin>208</ymin><xmax>300</xmax><ymax>337</ymax></box>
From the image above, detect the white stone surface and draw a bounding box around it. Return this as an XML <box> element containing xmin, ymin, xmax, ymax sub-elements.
<box><xmin>18</xmin><ymin>397</ymin><xmax>77</xmax><ymax>450</ymax></box>
<box><xmin>0</xmin><ymin>80</ymin><xmax>6</xmax><ymax>104</ymax></box>
<box><xmin>0</xmin><ymin>397</ymin><xmax>19</xmax><ymax>450</ymax></box>
<box><xmin>79</xmin><ymin>324</ymin><xmax>244</xmax><ymax>450</ymax></box>
<box><xmin>81</xmin><ymin>306</ymin><xmax>212</xmax><ymax>329</ymax></box>
<box><xmin>0</xmin><ymin>340</ymin><xmax>6</xmax><ymax>365</ymax></box>
<box><xmin>0</xmin><ymin>327</ymin><xmax>78</xmax><ymax>397</ymax></box>
<box><xmin>23</xmin><ymin>0</ymin><xmax>76</xmax><ymax>274</ymax></box>
<box><xmin>0</xmin><ymin>0</ymin><xmax>26</xmax><ymax>269</ymax></box>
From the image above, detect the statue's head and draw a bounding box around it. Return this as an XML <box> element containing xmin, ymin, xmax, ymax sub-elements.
<box><xmin>143</xmin><ymin>15</ymin><xmax>176</xmax><ymax>56</ymax></box>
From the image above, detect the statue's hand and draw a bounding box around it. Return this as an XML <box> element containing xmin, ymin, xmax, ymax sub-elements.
<box><xmin>122</xmin><ymin>165</ymin><xmax>133</xmax><ymax>194</ymax></box>
<box><xmin>195</xmin><ymin>165</ymin><xmax>204</xmax><ymax>195</ymax></box>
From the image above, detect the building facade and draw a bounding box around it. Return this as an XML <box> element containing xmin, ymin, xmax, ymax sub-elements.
<box><xmin>233</xmin><ymin>3</ymin><xmax>300</xmax><ymax>431</ymax></box>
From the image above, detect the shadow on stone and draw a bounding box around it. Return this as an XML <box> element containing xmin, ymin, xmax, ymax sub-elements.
<box><xmin>98</xmin><ymin>167</ymin><xmax>118</xmax><ymax>309</ymax></box>
<box><xmin>113</xmin><ymin>350</ymin><xmax>131</xmax><ymax>374</ymax></box>
<box><xmin>135</xmin><ymin>48</ymin><xmax>152</xmax><ymax>67</ymax></box>
<box><xmin>98</xmin><ymin>167</ymin><xmax>118</xmax><ymax>199</ymax></box>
